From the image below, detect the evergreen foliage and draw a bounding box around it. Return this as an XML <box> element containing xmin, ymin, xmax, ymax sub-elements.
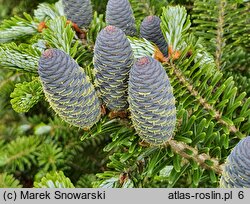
<box><xmin>34</xmin><ymin>171</ymin><xmax>74</xmax><ymax>188</ymax></box>
<box><xmin>0</xmin><ymin>173</ymin><xmax>22</xmax><ymax>188</ymax></box>
<box><xmin>0</xmin><ymin>43</ymin><xmax>40</xmax><ymax>73</ymax></box>
<box><xmin>0</xmin><ymin>14</ymin><xmax>38</xmax><ymax>43</ymax></box>
<box><xmin>0</xmin><ymin>0</ymin><xmax>57</xmax><ymax>22</ymax></box>
<box><xmin>0</xmin><ymin>0</ymin><xmax>249</xmax><ymax>188</ymax></box>
<box><xmin>0</xmin><ymin>136</ymin><xmax>42</xmax><ymax>172</ymax></box>
<box><xmin>192</xmin><ymin>0</ymin><xmax>250</xmax><ymax>93</ymax></box>
<box><xmin>10</xmin><ymin>78</ymin><xmax>43</xmax><ymax>113</ymax></box>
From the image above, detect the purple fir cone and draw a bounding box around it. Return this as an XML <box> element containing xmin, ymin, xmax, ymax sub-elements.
<box><xmin>140</xmin><ymin>15</ymin><xmax>168</xmax><ymax>56</ymax></box>
<box><xmin>128</xmin><ymin>56</ymin><xmax>176</xmax><ymax>145</ymax></box>
<box><xmin>106</xmin><ymin>0</ymin><xmax>137</xmax><ymax>36</ymax></box>
<box><xmin>62</xmin><ymin>0</ymin><xmax>93</xmax><ymax>27</ymax></box>
<box><xmin>38</xmin><ymin>48</ymin><xmax>101</xmax><ymax>129</ymax></box>
<box><xmin>94</xmin><ymin>25</ymin><xmax>134</xmax><ymax>111</ymax></box>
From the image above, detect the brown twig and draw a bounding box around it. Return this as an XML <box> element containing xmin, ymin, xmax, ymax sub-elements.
<box><xmin>167</xmin><ymin>139</ymin><xmax>223</xmax><ymax>175</ymax></box>
<box><xmin>215</xmin><ymin>0</ymin><xmax>226</xmax><ymax>70</ymax></box>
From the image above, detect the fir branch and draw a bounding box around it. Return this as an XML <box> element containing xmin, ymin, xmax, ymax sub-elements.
<box><xmin>128</xmin><ymin>37</ymin><xmax>155</xmax><ymax>59</ymax></box>
<box><xmin>166</xmin><ymin>61</ymin><xmax>240</xmax><ymax>136</ymax></box>
<box><xmin>167</xmin><ymin>140</ymin><xmax>223</xmax><ymax>174</ymax></box>
<box><xmin>34</xmin><ymin>1</ymin><xmax>64</xmax><ymax>22</ymax></box>
<box><xmin>10</xmin><ymin>78</ymin><xmax>43</xmax><ymax>113</ymax></box>
<box><xmin>161</xmin><ymin>5</ymin><xmax>191</xmax><ymax>51</ymax></box>
<box><xmin>0</xmin><ymin>173</ymin><xmax>22</xmax><ymax>188</ymax></box>
<box><xmin>0</xmin><ymin>43</ymin><xmax>40</xmax><ymax>73</ymax></box>
<box><xmin>192</xmin><ymin>0</ymin><xmax>250</xmax><ymax>71</ymax></box>
<box><xmin>87</xmin><ymin>11</ymin><xmax>106</xmax><ymax>44</ymax></box>
<box><xmin>0</xmin><ymin>72</ymin><xmax>23</xmax><ymax>91</ymax></box>
<box><xmin>76</xmin><ymin>174</ymin><xmax>96</xmax><ymax>188</ymax></box>
<box><xmin>130</xmin><ymin>0</ymin><xmax>168</xmax><ymax>26</ymax></box>
<box><xmin>97</xmin><ymin>117</ymin><xmax>223</xmax><ymax>180</ymax></box>
<box><xmin>0</xmin><ymin>13</ymin><xmax>38</xmax><ymax>43</ymax></box>
<box><xmin>160</xmin><ymin>5</ymin><xmax>249</xmax><ymax>138</ymax></box>
<box><xmin>215</xmin><ymin>0</ymin><xmax>226</xmax><ymax>70</ymax></box>
<box><xmin>0</xmin><ymin>136</ymin><xmax>42</xmax><ymax>172</ymax></box>
<box><xmin>42</xmin><ymin>17</ymin><xmax>79</xmax><ymax>57</ymax></box>
<box><xmin>129</xmin><ymin>0</ymin><xmax>154</xmax><ymax>27</ymax></box>
<box><xmin>34</xmin><ymin>171</ymin><xmax>74</xmax><ymax>188</ymax></box>
<box><xmin>36</xmin><ymin>142</ymin><xmax>65</xmax><ymax>172</ymax></box>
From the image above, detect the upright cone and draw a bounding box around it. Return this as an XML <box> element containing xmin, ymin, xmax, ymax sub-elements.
<box><xmin>38</xmin><ymin>48</ymin><xmax>101</xmax><ymax>129</ymax></box>
<box><xmin>94</xmin><ymin>25</ymin><xmax>134</xmax><ymax>111</ymax></box>
<box><xmin>140</xmin><ymin>16</ymin><xmax>168</xmax><ymax>56</ymax></box>
<box><xmin>62</xmin><ymin>0</ymin><xmax>93</xmax><ymax>28</ymax></box>
<box><xmin>106</xmin><ymin>0</ymin><xmax>136</xmax><ymax>36</ymax></box>
<box><xmin>220</xmin><ymin>136</ymin><xmax>250</xmax><ymax>188</ymax></box>
<box><xmin>128</xmin><ymin>56</ymin><xmax>176</xmax><ymax>145</ymax></box>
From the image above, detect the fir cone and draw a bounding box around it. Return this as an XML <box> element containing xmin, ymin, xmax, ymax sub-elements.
<box><xmin>220</xmin><ymin>136</ymin><xmax>250</xmax><ymax>188</ymax></box>
<box><xmin>140</xmin><ymin>16</ymin><xmax>168</xmax><ymax>56</ymax></box>
<box><xmin>62</xmin><ymin>0</ymin><xmax>93</xmax><ymax>28</ymax></box>
<box><xmin>94</xmin><ymin>25</ymin><xmax>134</xmax><ymax>111</ymax></box>
<box><xmin>128</xmin><ymin>56</ymin><xmax>176</xmax><ymax>145</ymax></box>
<box><xmin>38</xmin><ymin>48</ymin><xmax>101</xmax><ymax>129</ymax></box>
<box><xmin>106</xmin><ymin>0</ymin><xmax>136</xmax><ymax>36</ymax></box>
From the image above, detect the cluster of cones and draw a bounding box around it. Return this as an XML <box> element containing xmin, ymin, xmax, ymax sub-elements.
<box><xmin>38</xmin><ymin>0</ymin><xmax>250</xmax><ymax>187</ymax></box>
<box><xmin>38</xmin><ymin>0</ymin><xmax>178</xmax><ymax>146</ymax></box>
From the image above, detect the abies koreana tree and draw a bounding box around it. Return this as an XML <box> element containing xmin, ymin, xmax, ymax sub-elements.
<box><xmin>0</xmin><ymin>0</ymin><xmax>249</xmax><ymax>188</ymax></box>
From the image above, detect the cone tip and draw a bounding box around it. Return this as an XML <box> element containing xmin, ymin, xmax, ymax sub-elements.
<box><xmin>42</xmin><ymin>49</ymin><xmax>55</xmax><ymax>59</ymax></box>
<box><xmin>136</xmin><ymin>56</ymin><xmax>150</xmax><ymax>67</ymax></box>
<box><xmin>146</xmin><ymin>16</ymin><xmax>154</xmax><ymax>21</ymax></box>
<box><xmin>144</xmin><ymin>15</ymin><xmax>159</xmax><ymax>23</ymax></box>
<box><xmin>105</xmin><ymin>25</ymin><xmax>117</xmax><ymax>33</ymax></box>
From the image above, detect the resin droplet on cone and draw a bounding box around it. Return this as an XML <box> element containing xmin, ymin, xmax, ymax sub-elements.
<box><xmin>140</xmin><ymin>15</ymin><xmax>168</xmax><ymax>56</ymax></box>
<box><xmin>94</xmin><ymin>25</ymin><xmax>134</xmax><ymax>111</ymax></box>
<box><xmin>220</xmin><ymin>136</ymin><xmax>250</xmax><ymax>188</ymax></box>
<box><xmin>106</xmin><ymin>0</ymin><xmax>136</xmax><ymax>36</ymax></box>
<box><xmin>62</xmin><ymin>0</ymin><xmax>93</xmax><ymax>28</ymax></box>
<box><xmin>38</xmin><ymin>48</ymin><xmax>101</xmax><ymax>129</ymax></box>
<box><xmin>128</xmin><ymin>56</ymin><xmax>176</xmax><ymax>145</ymax></box>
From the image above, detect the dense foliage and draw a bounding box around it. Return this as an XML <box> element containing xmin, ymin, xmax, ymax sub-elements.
<box><xmin>0</xmin><ymin>0</ymin><xmax>249</xmax><ymax>188</ymax></box>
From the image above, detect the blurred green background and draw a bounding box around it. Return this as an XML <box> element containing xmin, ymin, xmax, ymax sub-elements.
<box><xmin>0</xmin><ymin>0</ymin><xmax>111</xmax><ymax>22</ymax></box>
<box><xmin>0</xmin><ymin>0</ymin><xmax>58</xmax><ymax>21</ymax></box>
